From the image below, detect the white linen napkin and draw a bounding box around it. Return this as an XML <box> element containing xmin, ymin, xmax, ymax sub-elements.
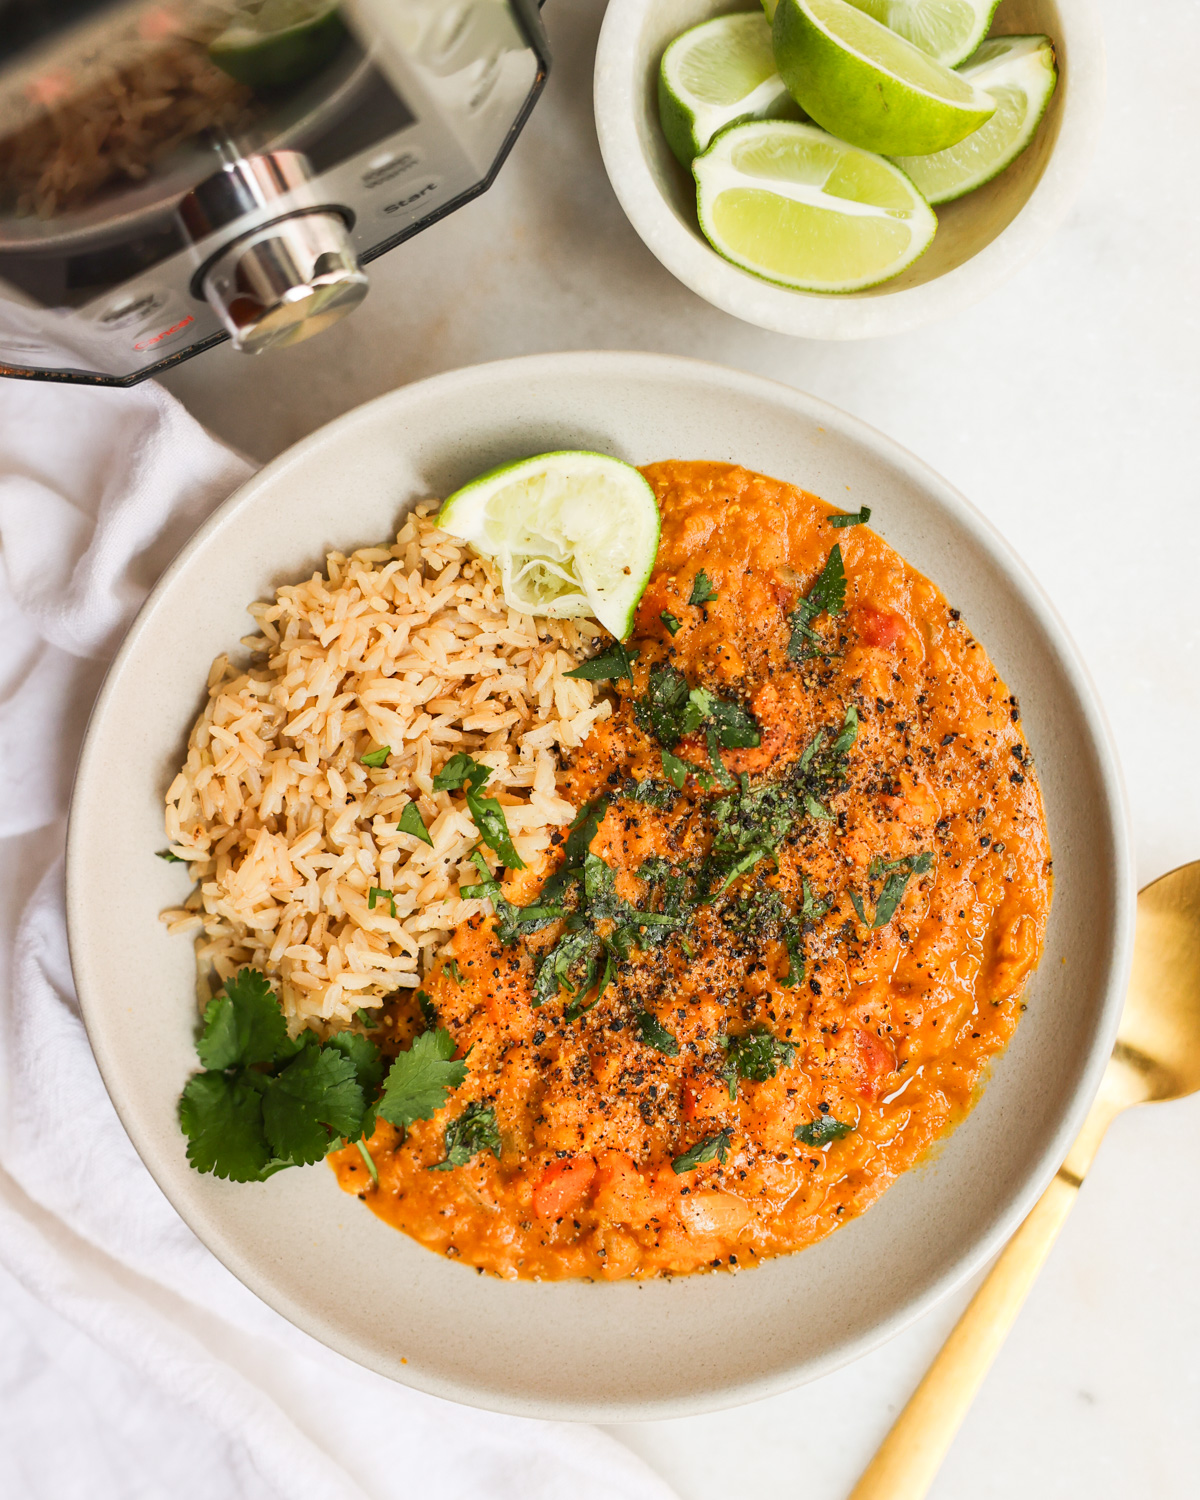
<box><xmin>0</xmin><ymin>376</ymin><xmax>676</xmax><ymax>1500</ymax></box>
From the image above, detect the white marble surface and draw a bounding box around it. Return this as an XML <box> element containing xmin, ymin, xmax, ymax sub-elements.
<box><xmin>159</xmin><ymin>1</ymin><xmax>1200</xmax><ymax>1495</ymax></box>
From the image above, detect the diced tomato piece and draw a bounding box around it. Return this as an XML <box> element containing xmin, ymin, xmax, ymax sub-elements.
<box><xmin>532</xmin><ymin>1156</ymin><xmax>596</xmax><ymax>1220</ymax></box>
<box><xmin>854</xmin><ymin>605</ymin><xmax>905</xmax><ymax>650</ymax></box>
<box><xmin>856</xmin><ymin>1028</ymin><xmax>895</xmax><ymax>1098</ymax></box>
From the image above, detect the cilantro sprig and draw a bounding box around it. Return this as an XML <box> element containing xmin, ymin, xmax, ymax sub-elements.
<box><xmin>178</xmin><ymin>969</ymin><xmax>466</xmax><ymax>1183</ymax></box>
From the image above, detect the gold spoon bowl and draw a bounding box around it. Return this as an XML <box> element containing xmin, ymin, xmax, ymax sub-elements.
<box><xmin>850</xmin><ymin>859</ymin><xmax>1200</xmax><ymax>1500</ymax></box>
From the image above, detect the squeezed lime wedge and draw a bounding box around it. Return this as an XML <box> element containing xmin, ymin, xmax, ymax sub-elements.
<box><xmin>436</xmin><ymin>453</ymin><xmax>661</xmax><ymax>640</ymax></box>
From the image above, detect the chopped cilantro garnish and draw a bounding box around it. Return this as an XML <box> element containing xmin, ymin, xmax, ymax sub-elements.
<box><xmin>672</xmin><ymin>1127</ymin><xmax>733</xmax><ymax>1174</ymax></box>
<box><xmin>444</xmin><ymin>959</ymin><xmax>464</xmax><ymax>987</ymax></box>
<box><xmin>705</xmin><ymin>726</ymin><xmax>735</xmax><ymax>787</ymax></box>
<box><xmin>465</xmin><ymin>785</ymin><xmax>525</xmax><ymax>870</ymax></box>
<box><xmin>688</xmin><ymin>571</ymin><xmax>718</xmax><ymax>606</ymax></box>
<box><xmin>355</xmin><ymin>1007</ymin><xmax>378</xmax><ymax>1029</ymax></box>
<box><xmin>367</xmin><ymin>886</ymin><xmax>397</xmax><ymax>918</ymax></box>
<box><xmin>398</xmin><ymin>801</ymin><xmax>433</xmax><ymax>845</ymax></box>
<box><xmin>417</xmin><ymin>989</ymin><xmax>438</xmax><ymax>1028</ymax></box>
<box><xmin>722</xmin><ymin>1027</ymin><xmax>796</xmax><ymax>1097</ymax></box>
<box><xmin>636</xmin><ymin>664</ymin><xmax>761</xmax><ymax>753</ymax></box>
<box><xmin>433</xmin><ymin>751</ymin><xmax>491</xmax><ymax>793</ymax></box>
<box><xmin>157</xmin><ymin>848</ymin><xmax>185</xmax><ymax>863</ymax></box>
<box><xmin>870</xmin><ymin>852</ymin><xmax>933</xmax><ymax>928</ymax></box>
<box><xmin>635</xmin><ymin>1009</ymin><xmax>679</xmax><ymax>1057</ymax></box>
<box><xmin>780</xmin><ymin>925</ymin><xmax>805</xmax><ymax>987</ymax></box>
<box><xmin>433</xmin><ymin>753</ymin><xmax>524</xmax><ymax>869</ymax></box>
<box><xmin>828</xmin><ymin>507</ymin><xmax>871</xmax><ymax>528</ymax></box>
<box><xmin>795</xmin><ymin>1117</ymin><xmax>855</xmax><ymax>1147</ymax></box>
<box><xmin>462</xmin><ymin>849</ymin><xmax>563</xmax><ymax>945</ymax></box>
<box><xmin>355</xmin><ymin>1139</ymin><xmax>379</xmax><ymax>1185</ymax></box>
<box><xmin>564</xmin><ymin>640</ymin><xmax>639</xmax><ymax>683</ymax></box>
<box><xmin>429</xmin><ymin>1101</ymin><xmax>502</xmax><ymax>1171</ymax></box>
<box><xmin>625</xmin><ymin>776</ymin><xmax>675</xmax><ymax>810</ymax></box>
<box><xmin>361</xmin><ymin>745</ymin><xmax>390</xmax><ymax>768</ymax></box>
<box><xmin>788</xmin><ymin>545</ymin><xmax>846</xmax><ymax>661</ymax></box>
<box><xmin>660</xmin><ymin>611</ymin><xmax>683</xmax><ymax>636</ymax></box>
<box><xmin>661</xmin><ymin>749</ymin><xmax>688</xmax><ymax>789</ymax></box>
<box><xmin>849</xmin><ymin>890</ymin><xmax>866</xmax><ymax>923</ymax></box>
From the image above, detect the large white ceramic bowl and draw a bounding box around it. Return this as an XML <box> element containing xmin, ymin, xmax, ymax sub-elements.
<box><xmin>594</xmin><ymin>0</ymin><xmax>1105</xmax><ymax>339</ymax></box>
<box><xmin>67</xmin><ymin>352</ymin><xmax>1133</xmax><ymax>1419</ymax></box>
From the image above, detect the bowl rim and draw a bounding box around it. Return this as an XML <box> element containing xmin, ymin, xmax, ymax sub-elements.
<box><xmin>66</xmin><ymin>351</ymin><xmax>1136</xmax><ymax>1418</ymax></box>
<box><xmin>593</xmin><ymin>0</ymin><xmax>1107</xmax><ymax>340</ymax></box>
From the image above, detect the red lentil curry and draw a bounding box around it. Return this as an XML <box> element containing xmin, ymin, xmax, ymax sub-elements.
<box><xmin>331</xmin><ymin>462</ymin><xmax>1052</xmax><ymax>1280</ymax></box>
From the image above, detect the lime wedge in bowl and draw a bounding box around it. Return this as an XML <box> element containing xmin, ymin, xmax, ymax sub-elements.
<box><xmin>435</xmin><ymin>453</ymin><xmax>661</xmax><ymax>639</ymax></box>
<box><xmin>659</xmin><ymin>12</ymin><xmax>801</xmax><ymax>167</ymax></box>
<box><xmin>892</xmin><ymin>36</ymin><xmax>1058</xmax><ymax>205</ymax></box>
<box><xmin>693</xmin><ymin>119</ymin><xmax>937</xmax><ymax>293</ymax></box>
<box><xmin>772</xmin><ymin>0</ymin><xmax>996</xmax><ymax>155</ymax></box>
<box><xmin>208</xmin><ymin>0</ymin><xmax>347</xmax><ymax>90</ymax></box>
<box><xmin>843</xmin><ymin>0</ymin><xmax>1002</xmax><ymax>68</ymax></box>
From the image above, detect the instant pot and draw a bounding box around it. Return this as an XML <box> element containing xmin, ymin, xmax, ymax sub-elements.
<box><xmin>0</xmin><ymin>0</ymin><xmax>549</xmax><ymax>384</ymax></box>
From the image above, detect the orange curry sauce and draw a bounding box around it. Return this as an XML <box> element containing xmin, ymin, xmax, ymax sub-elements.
<box><xmin>331</xmin><ymin>462</ymin><xmax>1052</xmax><ymax>1280</ymax></box>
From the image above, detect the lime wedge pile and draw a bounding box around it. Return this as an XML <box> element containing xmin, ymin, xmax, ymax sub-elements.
<box><xmin>659</xmin><ymin>0</ymin><xmax>1059</xmax><ymax>295</ymax></box>
<box><xmin>436</xmin><ymin>453</ymin><xmax>661</xmax><ymax>639</ymax></box>
<box><xmin>695</xmin><ymin>121</ymin><xmax>936</xmax><ymax>292</ymax></box>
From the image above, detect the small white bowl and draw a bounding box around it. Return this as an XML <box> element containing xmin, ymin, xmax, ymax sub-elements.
<box><xmin>67</xmin><ymin>352</ymin><xmax>1133</xmax><ymax>1419</ymax></box>
<box><xmin>594</xmin><ymin>0</ymin><xmax>1105</xmax><ymax>339</ymax></box>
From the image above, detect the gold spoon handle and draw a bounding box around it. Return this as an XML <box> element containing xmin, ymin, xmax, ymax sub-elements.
<box><xmin>847</xmin><ymin>1168</ymin><xmax>1080</xmax><ymax>1500</ymax></box>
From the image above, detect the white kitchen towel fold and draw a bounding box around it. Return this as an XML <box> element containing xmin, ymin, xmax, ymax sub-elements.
<box><xmin>0</xmin><ymin>377</ymin><xmax>676</xmax><ymax>1500</ymax></box>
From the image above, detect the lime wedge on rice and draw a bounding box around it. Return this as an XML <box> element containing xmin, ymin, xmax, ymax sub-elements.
<box><xmin>892</xmin><ymin>36</ymin><xmax>1058</xmax><ymax>204</ymax></box>
<box><xmin>693</xmin><ymin>119</ymin><xmax>937</xmax><ymax>293</ymax></box>
<box><xmin>840</xmin><ymin>0</ymin><xmax>1002</xmax><ymax>68</ymax></box>
<box><xmin>208</xmin><ymin>0</ymin><xmax>347</xmax><ymax>90</ymax></box>
<box><xmin>771</xmin><ymin>0</ymin><xmax>996</xmax><ymax>155</ymax></box>
<box><xmin>435</xmin><ymin>453</ymin><xmax>660</xmax><ymax>640</ymax></box>
<box><xmin>658</xmin><ymin>13</ymin><xmax>802</xmax><ymax>168</ymax></box>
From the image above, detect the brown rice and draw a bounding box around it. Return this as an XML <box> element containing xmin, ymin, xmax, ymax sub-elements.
<box><xmin>160</xmin><ymin>502</ymin><xmax>609</xmax><ymax>1029</ymax></box>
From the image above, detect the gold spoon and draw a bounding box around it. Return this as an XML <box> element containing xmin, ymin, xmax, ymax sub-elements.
<box><xmin>849</xmin><ymin>860</ymin><xmax>1200</xmax><ymax>1500</ymax></box>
